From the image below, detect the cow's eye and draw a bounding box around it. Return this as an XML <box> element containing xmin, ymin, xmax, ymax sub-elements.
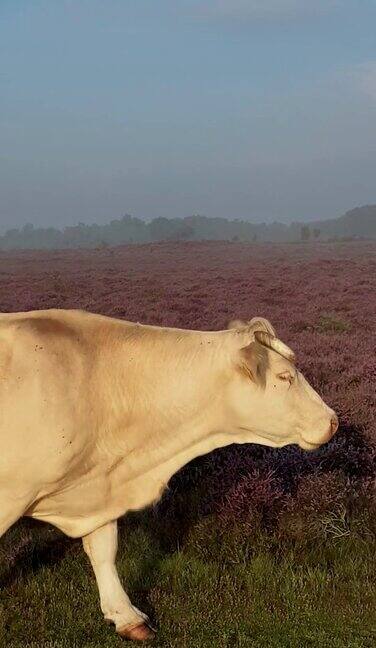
<box><xmin>277</xmin><ymin>371</ymin><xmax>294</xmax><ymax>385</ymax></box>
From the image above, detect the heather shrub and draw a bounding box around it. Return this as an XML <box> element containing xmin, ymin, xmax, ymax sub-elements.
<box><xmin>218</xmin><ymin>469</ymin><xmax>285</xmax><ymax>529</ymax></box>
<box><xmin>183</xmin><ymin>470</ymin><xmax>285</xmax><ymax>563</ymax></box>
<box><xmin>277</xmin><ymin>471</ymin><xmax>351</xmax><ymax>543</ymax></box>
<box><xmin>345</xmin><ymin>476</ymin><xmax>376</xmax><ymax>537</ymax></box>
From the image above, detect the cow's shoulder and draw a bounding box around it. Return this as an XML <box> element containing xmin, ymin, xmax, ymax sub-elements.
<box><xmin>17</xmin><ymin>314</ymin><xmax>77</xmax><ymax>339</ymax></box>
<box><xmin>11</xmin><ymin>310</ymin><xmax>80</xmax><ymax>342</ymax></box>
<box><xmin>0</xmin><ymin>310</ymin><xmax>92</xmax><ymax>355</ymax></box>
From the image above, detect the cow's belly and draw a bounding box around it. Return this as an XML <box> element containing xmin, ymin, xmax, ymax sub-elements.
<box><xmin>27</xmin><ymin>460</ymin><xmax>168</xmax><ymax>538</ymax></box>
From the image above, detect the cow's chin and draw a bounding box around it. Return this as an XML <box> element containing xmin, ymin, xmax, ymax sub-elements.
<box><xmin>298</xmin><ymin>438</ymin><xmax>324</xmax><ymax>452</ymax></box>
<box><xmin>299</xmin><ymin>427</ymin><xmax>334</xmax><ymax>451</ymax></box>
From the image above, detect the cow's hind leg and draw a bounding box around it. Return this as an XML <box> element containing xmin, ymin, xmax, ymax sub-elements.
<box><xmin>82</xmin><ymin>520</ymin><xmax>155</xmax><ymax>641</ymax></box>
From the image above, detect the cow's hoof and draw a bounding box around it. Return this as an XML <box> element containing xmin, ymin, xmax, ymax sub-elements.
<box><xmin>118</xmin><ymin>622</ymin><xmax>156</xmax><ymax>641</ymax></box>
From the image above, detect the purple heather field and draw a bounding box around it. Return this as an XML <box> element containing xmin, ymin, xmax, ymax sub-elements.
<box><xmin>1</xmin><ymin>241</ymin><xmax>375</xmax><ymax>543</ymax></box>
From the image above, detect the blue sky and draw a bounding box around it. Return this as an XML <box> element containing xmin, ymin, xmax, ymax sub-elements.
<box><xmin>1</xmin><ymin>0</ymin><xmax>376</xmax><ymax>230</ymax></box>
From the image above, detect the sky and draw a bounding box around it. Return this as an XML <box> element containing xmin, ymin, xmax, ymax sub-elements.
<box><xmin>1</xmin><ymin>0</ymin><xmax>376</xmax><ymax>232</ymax></box>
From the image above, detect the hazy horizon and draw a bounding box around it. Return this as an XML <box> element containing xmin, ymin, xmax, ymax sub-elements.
<box><xmin>0</xmin><ymin>202</ymin><xmax>369</xmax><ymax>237</ymax></box>
<box><xmin>1</xmin><ymin>1</ymin><xmax>376</xmax><ymax>233</ymax></box>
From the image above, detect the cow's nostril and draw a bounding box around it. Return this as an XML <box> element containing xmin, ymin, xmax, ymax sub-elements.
<box><xmin>330</xmin><ymin>414</ymin><xmax>339</xmax><ymax>436</ymax></box>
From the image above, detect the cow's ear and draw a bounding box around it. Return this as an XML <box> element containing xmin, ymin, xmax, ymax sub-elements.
<box><xmin>227</xmin><ymin>316</ymin><xmax>276</xmax><ymax>337</ymax></box>
<box><xmin>227</xmin><ymin>318</ymin><xmax>247</xmax><ymax>330</ymax></box>
<box><xmin>238</xmin><ymin>341</ymin><xmax>268</xmax><ymax>386</ymax></box>
<box><xmin>248</xmin><ymin>317</ymin><xmax>276</xmax><ymax>337</ymax></box>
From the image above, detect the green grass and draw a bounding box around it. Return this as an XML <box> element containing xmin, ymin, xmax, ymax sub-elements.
<box><xmin>0</xmin><ymin>517</ymin><xmax>375</xmax><ymax>648</ymax></box>
<box><xmin>316</xmin><ymin>314</ymin><xmax>351</xmax><ymax>333</ymax></box>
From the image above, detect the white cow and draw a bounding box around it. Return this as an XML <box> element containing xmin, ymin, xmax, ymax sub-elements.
<box><xmin>0</xmin><ymin>309</ymin><xmax>338</xmax><ymax>641</ymax></box>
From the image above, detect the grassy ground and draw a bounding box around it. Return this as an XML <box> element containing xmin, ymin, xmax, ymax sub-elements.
<box><xmin>0</xmin><ymin>515</ymin><xmax>375</xmax><ymax>648</ymax></box>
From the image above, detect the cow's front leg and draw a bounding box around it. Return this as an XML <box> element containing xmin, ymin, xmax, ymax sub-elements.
<box><xmin>82</xmin><ymin>520</ymin><xmax>155</xmax><ymax>641</ymax></box>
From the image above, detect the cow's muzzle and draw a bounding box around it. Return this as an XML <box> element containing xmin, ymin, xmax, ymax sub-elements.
<box><xmin>300</xmin><ymin>412</ymin><xmax>339</xmax><ymax>450</ymax></box>
<box><xmin>329</xmin><ymin>413</ymin><xmax>339</xmax><ymax>438</ymax></box>
<box><xmin>320</xmin><ymin>412</ymin><xmax>339</xmax><ymax>444</ymax></box>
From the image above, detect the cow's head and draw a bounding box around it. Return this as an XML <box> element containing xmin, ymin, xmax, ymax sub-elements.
<box><xmin>224</xmin><ymin>317</ymin><xmax>338</xmax><ymax>450</ymax></box>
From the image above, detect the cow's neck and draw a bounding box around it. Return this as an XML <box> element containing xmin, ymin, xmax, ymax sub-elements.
<box><xmin>96</xmin><ymin>327</ymin><xmax>238</xmax><ymax>496</ymax></box>
<box><xmin>117</xmin><ymin>408</ymin><xmax>236</xmax><ymax>512</ymax></box>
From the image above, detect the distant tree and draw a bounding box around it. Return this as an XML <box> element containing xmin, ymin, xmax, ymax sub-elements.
<box><xmin>148</xmin><ymin>217</ymin><xmax>174</xmax><ymax>241</ymax></box>
<box><xmin>252</xmin><ymin>234</ymin><xmax>258</xmax><ymax>242</ymax></box>
<box><xmin>313</xmin><ymin>228</ymin><xmax>321</xmax><ymax>239</ymax></box>
<box><xmin>175</xmin><ymin>224</ymin><xmax>194</xmax><ymax>241</ymax></box>
<box><xmin>301</xmin><ymin>225</ymin><xmax>311</xmax><ymax>241</ymax></box>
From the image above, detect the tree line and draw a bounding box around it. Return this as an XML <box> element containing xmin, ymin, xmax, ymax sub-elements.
<box><xmin>0</xmin><ymin>207</ymin><xmax>374</xmax><ymax>250</ymax></box>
